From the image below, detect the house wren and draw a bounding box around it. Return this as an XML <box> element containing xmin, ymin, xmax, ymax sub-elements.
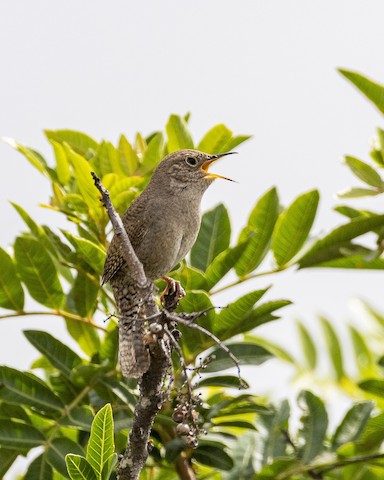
<box><xmin>102</xmin><ymin>149</ymin><xmax>235</xmax><ymax>377</ymax></box>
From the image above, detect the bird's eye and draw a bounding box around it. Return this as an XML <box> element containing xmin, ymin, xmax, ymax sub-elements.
<box><xmin>185</xmin><ymin>156</ymin><xmax>198</xmax><ymax>167</ymax></box>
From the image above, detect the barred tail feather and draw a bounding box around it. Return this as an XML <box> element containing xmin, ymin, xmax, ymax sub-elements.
<box><xmin>111</xmin><ymin>273</ymin><xmax>150</xmax><ymax>378</ymax></box>
<box><xmin>119</xmin><ymin>320</ymin><xmax>149</xmax><ymax>378</ymax></box>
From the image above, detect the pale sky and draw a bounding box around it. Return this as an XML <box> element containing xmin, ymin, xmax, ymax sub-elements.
<box><xmin>1</xmin><ymin>3</ymin><xmax>384</xmax><ymax>474</ymax></box>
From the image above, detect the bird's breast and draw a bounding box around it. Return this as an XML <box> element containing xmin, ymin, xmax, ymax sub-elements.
<box><xmin>136</xmin><ymin>201</ymin><xmax>201</xmax><ymax>280</ymax></box>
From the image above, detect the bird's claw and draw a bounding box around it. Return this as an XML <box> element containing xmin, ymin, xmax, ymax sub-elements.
<box><xmin>161</xmin><ymin>276</ymin><xmax>186</xmax><ymax>311</ymax></box>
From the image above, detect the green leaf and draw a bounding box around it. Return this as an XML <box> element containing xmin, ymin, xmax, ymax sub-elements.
<box><xmin>359</xmin><ymin>379</ymin><xmax>384</xmax><ymax>398</ymax></box>
<box><xmin>359</xmin><ymin>412</ymin><xmax>384</xmax><ymax>450</ymax></box>
<box><xmin>132</xmin><ymin>133</ymin><xmax>146</xmax><ymax>158</ymax></box>
<box><xmin>190</xmin><ymin>204</ymin><xmax>231</xmax><ymax>271</ymax></box>
<box><xmin>236</xmin><ymin>187</ymin><xmax>280</xmax><ymax>276</ymax></box>
<box><xmin>349</xmin><ymin>325</ymin><xmax>374</xmax><ymax>372</ymax></box>
<box><xmin>0</xmin><ymin>449</ymin><xmax>18</xmax><ymax>477</ymax></box>
<box><xmin>222</xmin><ymin>134</ymin><xmax>252</xmax><ymax>152</ymax></box>
<box><xmin>297</xmin><ymin>321</ymin><xmax>317</xmax><ymax>371</ymax></box>
<box><xmin>3</xmin><ymin>137</ymin><xmax>50</xmax><ymax>177</ymax></box>
<box><xmin>87</xmin><ymin>404</ymin><xmax>115</xmax><ymax>479</ymax></box>
<box><xmin>178</xmin><ymin>290</ymin><xmax>216</xmax><ymax>357</ymax></box>
<box><xmin>297</xmin><ymin>390</ymin><xmax>328</xmax><ymax>463</ymax></box>
<box><xmin>371</xmin><ymin>145</ymin><xmax>384</xmax><ymax>168</ymax></box>
<box><xmin>165</xmin><ymin>438</ymin><xmax>185</xmax><ymax>463</ymax></box>
<box><xmin>0</xmin><ymin>247</ymin><xmax>24</xmax><ymax>311</ymax></box>
<box><xmin>0</xmin><ymin>366</ymin><xmax>64</xmax><ymax>414</ymax></box>
<box><xmin>257</xmin><ymin>459</ymin><xmax>299</xmax><ymax>480</ymax></box>
<box><xmin>376</xmin><ymin>128</ymin><xmax>384</xmax><ymax>166</ymax></box>
<box><xmin>305</xmin><ymin>252</ymin><xmax>384</xmax><ymax>270</ymax></box>
<box><xmin>299</xmin><ymin>214</ymin><xmax>384</xmax><ymax>268</ymax></box>
<box><xmin>259</xmin><ymin>400</ymin><xmax>290</xmax><ymax>465</ymax></box>
<box><xmin>25</xmin><ymin>453</ymin><xmax>53</xmax><ymax>480</ymax></box>
<box><xmin>108</xmin><ymin>176</ymin><xmax>143</xmax><ymax>199</ymax></box>
<box><xmin>205</xmin><ymin>241</ymin><xmax>249</xmax><ymax>290</ymax></box>
<box><xmin>140</xmin><ymin>132</ymin><xmax>165</xmax><ymax>173</ymax></box>
<box><xmin>207</xmin><ymin>393</ymin><xmax>269</xmax><ymax>419</ymax></box>
<box><xmin>247</xmin><ymin>336</ymin><xmax>296</xmax><ymax>364</ymax></box>
<box><xmin>214</xmin><ymin>420</ymin><xmax>257</xmax><ymax>430</ymax></box>
<box><xmin>101</xmin><ymin>453</ymin><xmax>117</xmax><ymax>480</ymax></box>
<box><xmin>343</xmin><ymin>156</ymin><xmax>383</xmax><ymax>188</ymax></box>
<box><xmin>171</xmin><ymin>264</ymin><xmax>208</xmax><ymax>291</ymax></box>
<box><xmin>63</xmin><ymin>232</ymin><xmax>106</xmax><ymax>274</ymax></box>
<box><xmin>334</xmin><ymin>205</ymin><xmax>373</xmax><ymax>220</ymax></box>
<box><xmin>320</xmin><ymin>317</ymin><xmax>344</xmax><ymax>381</ymax></box>
<box><xmin>66</xmin><ymin>455</ymin><xmax>97</xmax><ymax>480</ymax></box>
<box><xmin>99</xmin><ymin>323</ymin><xmax>118</xmax><ymax>367</ymax></box>
<box><xmin>108</xmin><ymin>176</ymin><xmax>142</xmax><ymax>215</ymax></box>
<box><xmin>0</xmin><ymin>402</ymin><xmax>31</xmax><ymax>423</ymax></box>
<box><xmin>62</xmin><ymin>406</ymin><xmax>95</xmax><ymax>432</ymax></box>
<box><xmin>197</xmin><ymin>124</ymin><xmax>233</xmax><ymax>153</ymax></box>
<box><xmin>70</xmin><ymin>272</ymin><xmax>99</xmax><ymax>318</ymax></box>
<box><xmin>118</xmin><ymin>134</ymin><xmax>139</xmax><ymax>175</ymax></box>
<box><xmin>272</xmin><ymin>190</ymin><xmax>319</xmax><ymax>266</ymax></box>
<box><xmin>339</xmin><ymin>69</ymin><xmax>384</xmax><ymax>114</ymax></box>
<box><xmin>45</xmin><ymin>130</ymin><xmax>98</xmax><ymax>156</ymax></box>
<box><xmin>62</xmin><ymin>194</ymin><xmax>89</xmax><ymax>214</ymax></box>
<box><xmin>65</xmin><ymin>320</ymin><xmax>100</xmax><ymax>357</ymax></box>
<box><xmin>47</xmin><ymin>437</ymin><xmax>85</xmax><ymax>478</ymax></box>
<box><xmin>12</xmin><ymin>202</ymin><xmax>47</xmax><ymax>238</ymax></box>
<box><xmin>213</xmin><ymin>289</ymin><xmax>268</xmax><ymax>338</ymax></box>
<box><xmin>0</xmin><ymin>419</ymin><xmax>45</xmax><ymax>450</ymax></box>
<box><xmin>204</xmin><ymin>342</ymin><xmax>273</xmax><ymax>372</ymax></box>
<box><xmin>358</xmin><ymin>301</ymin><xmax>384</xmax><ymax>330</ymax></box>
<box><xmin>50</xmin><ymin>140</ymin><xmax>71</xmax><ymax>185</ymax></box>
<box><xmin>193</xmin><ymin>444</ymin><xmax>234</xmax><ymax>471</ymax></box>
<box><xmin>94</xmin><ymin>141</ymin><xmax>123</xmax><ymax>177</ymax></box>
<box><xmin>166</xmin><ymin>114</ymin><xmax>194</xmax><ymax>152</ymax></box>
<box><xmin>98</xmin><ymin>377</ymin><xmax>136</xmax><ymax>407</ymax></box>
<box><xmin>11</xmin><ymin>203</ymin><xmax>69</xmax><ymax>272</ymax></box>
<box><xmin>70</xmin><ymin>364</ymin><xmax>106</xmax><ymax>388</ymax></box>
<box><xmin>331</xmin><ymin>402</ymin><xmax>374</xmax><ymax>451</ymax></box>
<box><xmin>24</xmin><ymin>330</ymin><xmax>82</xmax><ymax>378</ymax></box>
<box><xmin>64</xmin><ymin>144</ymin><xmax>104</xmax><ymax>223</ymax></box>
<box><xmin>14</xmin><ymin>236</ymin><xmax>64</xmax><ymax>309</ymax></box>
<box><xmin>337</xmin><ymin>187</ymin><xmax>380</xmax><ymax>198</ymax></box>
<box><xmin>215</xmin><ymin>300</ymin><xmax>291</xmax><ymax>344</ymax></box>
<box><xmin>221</xmin><ymin>431</ymin><xmax>257</xmax><ymax>479</ymax></box>
<box><xmin>196</xmin><ymin>375</ymin><xmax>249</xmax><ymax>389</ymax></box>
<box><xmin>237</xmin><ymin>301</ymin><xmax>291</xmax><ymax>340</ymax></box>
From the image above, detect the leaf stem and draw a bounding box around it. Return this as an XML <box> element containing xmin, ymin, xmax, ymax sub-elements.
<box><xmin>0</xmin><ymin>310</ymin><xmax>107</xmax><ymax>332</ymax></box>
<box><xmin>210</xmin><ymin>265</ymin><xmax>290</xmax><ymax>295</ymax></box>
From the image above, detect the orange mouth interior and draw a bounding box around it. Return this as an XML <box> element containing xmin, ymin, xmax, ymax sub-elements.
<box><xmin>200</xmin><ymin>157</ymin><xmax>236</xmax><ymax>182</ymax></box>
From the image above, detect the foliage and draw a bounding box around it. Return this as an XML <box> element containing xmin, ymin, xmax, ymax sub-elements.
<box><xmin>1</xmin><ymin>68</ymin><xmax>384</xmax><ymax>479</ymax></box>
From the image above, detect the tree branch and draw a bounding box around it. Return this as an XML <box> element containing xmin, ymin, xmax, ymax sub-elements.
<box><xmin>92</xmin><ymin>172</ymin><xmax>172</xmax><ymax>480</ymax></box>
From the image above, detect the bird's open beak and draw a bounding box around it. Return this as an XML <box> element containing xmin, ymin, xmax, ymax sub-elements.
<box><xmin>200</xmin><ymin>152</ymin><xmax>238</xmax><ymax>182</ymax></box>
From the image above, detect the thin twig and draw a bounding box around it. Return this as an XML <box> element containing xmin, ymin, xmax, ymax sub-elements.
<box><xmin>165</xmin><ymin>311</ymin><xmax>246</xmax><ymax>389</ymax></box>
<box><xmin>0</xmin><ymin>310</ymin><xmax>107</xmax><ymax>332</ymax></box>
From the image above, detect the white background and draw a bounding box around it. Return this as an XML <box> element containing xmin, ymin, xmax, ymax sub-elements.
<box><xmin>1</xmin><ymin>1</ymin><xmax>384</xmax><ymax>476</ymax></box>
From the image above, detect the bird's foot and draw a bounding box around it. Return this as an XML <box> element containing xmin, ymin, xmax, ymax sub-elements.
<box><xmin>161</xmin><ymin>276</ymin><xmax>186</xmax><ymax>311</ymax></box>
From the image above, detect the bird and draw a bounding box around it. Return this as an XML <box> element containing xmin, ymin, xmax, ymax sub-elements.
<box><xmin>102</xmin><ymin>149</ymin><xmax>236</xmax><ymax>377</ymax></box>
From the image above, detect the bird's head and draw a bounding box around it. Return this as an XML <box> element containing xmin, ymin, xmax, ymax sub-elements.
<box><xmin>150</xmin><ymin>149</ymin><xmax>237</xmax><ymax>193</ymax></box>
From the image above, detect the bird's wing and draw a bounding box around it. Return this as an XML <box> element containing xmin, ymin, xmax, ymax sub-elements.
<box><xmin>101</xmin><ymin>208</ymin><xmax>148</xmax><ymax>285</ymax></box>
